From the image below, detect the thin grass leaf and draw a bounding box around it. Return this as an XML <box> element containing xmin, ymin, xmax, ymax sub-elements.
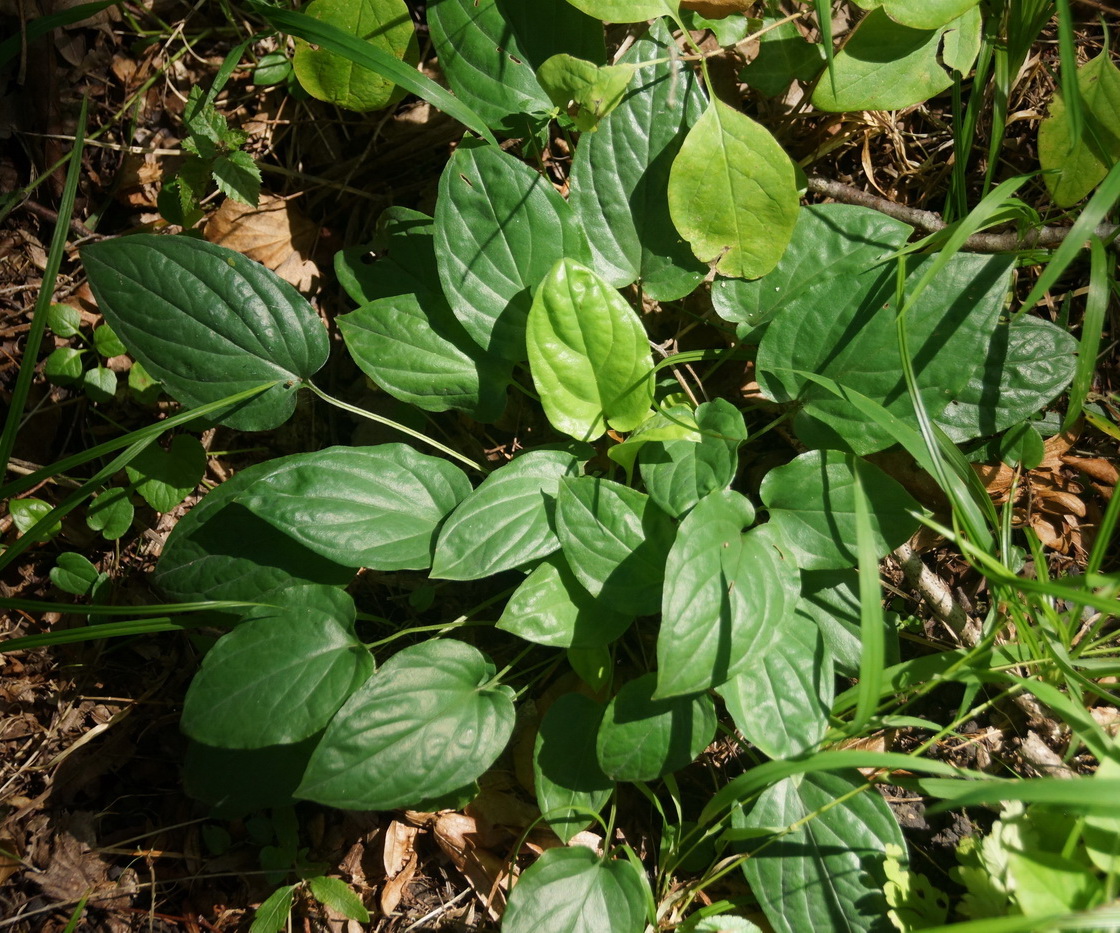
<box><xmin>814</xmin><ymin>0</ymin><xmax>835</xmax><ymax>95</ymax></box>
<box><xmin>1062</xmin><ymin>236</ymin><xmax>1108</xmax><ymax>431</ymax></box>
<box><xmin>915</xmin><ymin>776</ymin><xmax>1120</xmax><ymax>814</ymax></box>
<box><xmin>849</xmin><ymin>454</ymin><xmax>885</xmax><ymax>732</ymax></box>
<box><xmin>1088</xmin><ymin>468</ymin><xmax>1120</xmax><ymax>576</ymax></box>
<box><xmin>0</xmin><ymin>96</ymin><xmax>87</xmax><ymax>473</ymax></box>
<box><xmin>1</xmin><ymin>617</ymin><xmax>206</xmax><ymax>652</ymax></box>
<box><xmin>248</xmin><ymin>2</ymin><xmax>497</xmax><ymax>146</ymax></box>
<box><xmin>0</xmin><ymin>599</ymin><xmax>266</xmax><ymax>617</ymax></box>
<box><xmin>1018</xmin><ymin>157</ymin><xmax>1120</xmax><ymax>315</ymax></box>
<box><xmin>1054</xmin><ymin>0</ymin><xmax>1083</xmax><ymax>149</ymax></box>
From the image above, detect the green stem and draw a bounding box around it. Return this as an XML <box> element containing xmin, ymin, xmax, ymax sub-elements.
<box><xmin>306</xmin><ymin>382</ymin><xmax>485</xmax><ymax>474</ymax></box>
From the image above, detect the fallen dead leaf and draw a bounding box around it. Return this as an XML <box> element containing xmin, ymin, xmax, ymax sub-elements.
<box><xmin>433</xmin><ymin>811</ymin><xmax>509</xmax><ymax>922</ymax></box>
<box><xmin>204</xmin><ymin>194</ymin><xmax>320</xmax><ymax>293</ymax></box>
<box><xmin>0</xmin><ymin>836</ymin><xmax>22</xmax><ymax>886</ymax></box>
<box><xmin>379</xmin><ymin>820</ymin><xmax>419</xmax><ymax>916</ymax></box>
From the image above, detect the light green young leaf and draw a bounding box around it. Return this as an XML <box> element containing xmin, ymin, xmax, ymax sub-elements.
<box><xmin>10</xmin><ymin>498</ymin><xmax>61</xmax><ymax>541</ymax></box>
<box><xmin>238</xmin><ymin>445</ymin><xmax>471</xmax><ymax>571</ymax></box>
<box><xmin>533</xmin><ymin>693</ymin><xmax>614</xmax><ymax>843</ymax></box>
<box><xmin>760</xmin><ymin>451</ymin><xmax>921</xmax><ymax>571</ymax></box>
<box><xmin>570</xmin><ymin>20</ymin><xmax>707</xmax><ymax>300</ymax></box>
<box><xmin>181</xmin><ymin>588</ymin><xmax>371</xmax><ymax>749</ymax></box>
<box><xmin>432</xmin><ymin>449</ymin><xmax>580</xmax><ymax>580</ymax></box>
<box><xmin>1038</xmin><ymin>50</ymin><xmax>1120</xmax><ymax>207</ymax></box>
<box><xmin>503</xmin><ymin>847</ymin><xmax>650</xmax><ymax>933</ymax></box>
<box><xmin>537</xmin><ymin>54</ymin><xmax>636</xmax><ymax>131</ymax></box>
<box><xmin>47</xmin><ymin>302</ymin><xmax>82</xmax><ymax>337</ymax></box>
<box><xmin>86</xmin><ymin>486</ymin><xmax>135</xmax><ymax>541</ymax></box>
<box><xmin>250</xmin><ymin>885</ymin><xmax>295</xmax><ymax>933</ymax></box>
<box><xmin>43</xmin><ymin>347</ymin><xmax>84</xmax><ymax>385</ymax></box>
<box><xmin>81</xmin><ymin>235</ymin><xmax>328</xmax><ymax>432</ymax></box>
<box><xmin>92</xmin><ymin>323</ymin><xmax>126</xmax><ymax>357</ymax></box>
<box><xmin>562</xmin><ymin>0</ymin><xmax>673</xmax><ymax>21</ymax></box>
<box><xmin>668</xmin><ymin>98</ymin><xmax>799</xmax><ymax>279</ymax></box>
<box><xmin>125</xmin><ymin>434</ymin><xmax>206</xmax><ymax>513</ymax></box>
<box><xmin>297</xmin><ymin>639</ymin><xmax>515</xmax><ymax>810</ymax></box>
<box><xmin>527</xmin><ymin>258</ymin><xmax>654</xmax><ymax>440</ymax></box>
<box><xmin>656</xmin><ymin>493</ymin><xmax>798</xmax><ymax>698</ymax></box>
<box><xmin>718</xmin><ymin>615</ymin><xmax>832</xmax><ymax>759</ymax></box>
<box><xmin>883</xmin><ymin>843</ymin><xmax>949</xmax><ymax>930</ymax></box>
<box><xmin>80</xmin><ymin>365</ymin><xmax>117</xmax><ymax>404</ymax></box>
<box><xmin>555</xmin><ymin>476</ymin><xmax>675</xmax><ymax>616</ymax></box>
<box><xmin>881</xmin><ymin>0</ymin><xmax>980</xmax><ymax>29</ymax></box>
<box><xmin>306</xmin><ymin>876</ymin><xmax>371</xmax><ymax>922</ymax></box>
<box><xmin>811</xmin><ymin>6</ymin><xmax>981</xmax><ymax>112</ymax></box>
<box><xmin>596</xmin><ymin>672</ymin><xmax>717</xmax><ymax>782</ymax></box>
<box><xmin>292</xmin><ymin>0</ymin><xmax>418</xmax><ymax>112</ymax></box>
<box><xmin>435</xmin><ymin>141</ymin><xmax>589</xmax><ymax>361</ymax></box>
<box><xmin>737</xmin><ymin>770</ymin><xmax>906</xmax><ymax>933</ymax></box>
<box><xmin>497</xmin><ymin>552</ymin><xmax>633</xmax><ymax>648</ymax></box>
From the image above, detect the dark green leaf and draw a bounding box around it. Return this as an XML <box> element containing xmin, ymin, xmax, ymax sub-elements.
<box><xmin>431</xmin><ymin>449</ymin><xmax>580</xmax><ymax>580</ymax></box>
<box><xmin>184</xmin><ymin>734</ymin><xmax>321</xmax><ymax>818</ymax></box>
<box><xmin>534</xmin><ymin>693</ymin><xmax>614</xmax><ymax>842</ymax></box>
<box><xmin>238</xmin><ymin>444</ymin><xmax>471</xmax><ymax>571</ymax></box>
<box><xmin>212</xmin><ymin>150</ymin><xmax>262</xmax><ymax>206</ymax></box>
<box><xmin>740</xmin><ymin>17</ymin><xmax>826</xmax><ymax>97</ymax></box>
<box><xmin>181</xmin><ymin>588</ymin><xmax>372</xmax><ymax>749</ymax></box>
<box><xmin>761</xmin><ymin>451</ymin><xmax>922</xmax><ymax>571</ymax></box>
<box><xmin>737</xmin><ymin>770</ymin><xmax>906</xmax><ymax>933</ymax></box>
<box><xmin>86</xmin><ymin>486</ymin><xmax>135</xmax><ymax>540</ymax></box>
<box><xmin>497</xmin><ymin>552</ymin><xmax>633</xmax><ymax>648</ymax></box>
<box><xmin>555</xmin><ymin>476</ymin><xmax>675</xmax><ymax>616</ymax></box>
<box><xmin>596</xmin><ymin>672</ymin><xmax>717</xmax><ymax>782</ymax></box>
<box><xmin>297</xmin><ymin>639</ymin><xmax>515</xmax><ymax>810</ymax></box>
<box><xmin>656</xmin><ymin>494</ymin><xmax>799</xmax><ymax>698</ymax></box>
<box><xmin>570</xmin><ymin>20</ymin><xmax>707</xmax><ymax>300</ymax></box>
<box><xmin>125</xmin><ymin>434</ymin><xmax>206</xmax><ymax>513</ymax></box>
<box><xmin>253</xmin><ymin>52</ymin><xmax>292</xmax><ymax>87</ymax></box>
<box><xmin>435</xmin><ymin>140</ymin><xmax>589</xmax><ymax>361</ymax></box>
<box><xmin>80</xmin><ymin>365</ymin><xmax>117</xmax><ymax>403</ymax></box>
<box><xmin>10</xmin><ymin>498</ymin><xmax>60</xmax><ymax>540</ymax></box>
<box><xmin>503</xmin><ymin>847</ymin><xmax>650</xmax><ymax>933</ymax></box>
<box><xmin>81</xmin><ymin>235</ymin><xmax>328</xmax><ymax>432</ymax></box>
<box><xmin>50</xmin><ymin>552</ymin><xmax>109</xmax><ymax>598</ymax></box>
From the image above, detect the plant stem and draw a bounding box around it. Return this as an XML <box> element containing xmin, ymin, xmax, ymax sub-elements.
<box><xmin>305</xmin><ymin>382</ymin><xmax>485</xmax><ymax>474</ymax></box>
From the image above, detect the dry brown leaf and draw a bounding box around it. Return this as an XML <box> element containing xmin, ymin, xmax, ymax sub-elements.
<box><xmin>433</xmin><ymin>812</ymin><xmax>509</xmax><ymax>921</ymax></box>
<box><xmin>204</xmin><ymin>194</ymin><xmax>320</xmax><ymax>293</ymax></box>
<box><xmin>1064</xmin><ymin>456</ymin><xmax>1119</xmax><ymax>488</ymax></box>
<box><xmin>0</xmin><ymin>836</ymin><xmax>22</xmax><ymax>886</ymax></box>
<box><xmin>681</xmin><ymin>0</ymin><xmax>753</xmax><ymax>18</ymax></box>
<box><xmin>379</xmin><ymin>820</ymin><xmax>418</xmax><ymax>915</ymax></box>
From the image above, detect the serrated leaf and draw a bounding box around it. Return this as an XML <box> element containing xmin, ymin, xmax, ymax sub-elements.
<box><xmin>710</xmin><ymin>204</ymin><xmax>911</xmax><ymax>337</ymax></box>
<box><xmin>431</xmin><ymin>449</ymin><xmax>579</xmax><ymax>580</ymax></box>
<box><xmin>306</xmin><ymin>876</ymin><xmax>370</xmax><ymax>922</ymax></box>
<box><xmin>154</xmin><ymin>456</ymin><xmax>354</xmax><ymax>604</ymax></box>
<box><xmin>292</xmin><ymin>0</ymin><xmax>418</xmax><ymax>112</ymax></box>
<box><xmin>667</xmin><ymin>98</ymin><xmax>799</xmax><ymax>279</ymax></box>
<box><xmin>656</xmin><ymin>493</ymin><xmax>799</xmax><ymax>698</ymax></box>
<box><xmin>182</xmin><ymin>588</ymin><xmax>372</xmax><ymax>749</ymax></box>
<box><xmin>86</xmin><ymin>486</ymin><xmax>135</xmax><ymax>540</ymax></box>
<box><xmin>596</xmin><ymin>672</ymin><xmax>717</xmax><ymax>782</ymax></box>
<box><xmin>81</xmin><ymin>235</ymin><xmax>329</xmax><ymax>432</ymax></box>
<box><xmin>719</xmin><ymin>615</ymin><xmax>833</xmax><ymax>758</ymax></box>
<box><xmin>435</xmin><ymin>141</ymin><xmax>589</xmax><ymax>360</ymax></box>
<box><xmin>554</xmin><ymin>476</ymin><xmax>675</xmax><ymax>616</ymax></box>
<box><xmin>50</xmin><ymin>552</ymin><xmax>109</xmax><ymax>598</ymax></box>
<box><xmin>760</xmin><ymin>451</ymin><xmax>921</xmax><ymax>571</ymax></box>
<box><xmin>297</xmin><ymin>639</ymin><xmax>515</xmax><ymax>810</ymax></box>
<box><xmin>125</xmin><ymin>434</ymin><xmax>207</xmax><ymax>513</ymax></box>
<box><xmin>534</xmin><ymin>693</ymin><xmax>614</xmax><ymax>842</ymax></box>
<box><xmin>212</xmin><ymin>149</ymin><xmax>262</xmax><ymax>206</ymax></box>
<box><xmin>1038</xmin><ymin>51</ymin><xmax>1120</xmax><ymax>206</ymax></box>
<box><xmin>527</xmin><ymin>258</ymin><xmax>655</xmax><ymax>440</ymax></box>
<box><xmin>497</xmin><ymin>552</ymin><xmax>633</xmax><ymax>648</ymax></box>
<box><xmin>638</xmin><ymin>397</ymin><xmax>747</xmax><ymax>518</ymax></box>
<box><xmin>504</xmin><ymin>847</ymin><xmax>650</xmax><ymax>933</ymax></box>
<box><xmin>238</xmin><ymin>444</ymin><xmax>471</xmax><ymax>571</ymax></box>
<box><xmin>756</xmin><ymin>252</ymin><xmax>1015</xmax><ymax>454</ymax></box>
<box><xmin>336</xmin><ymin>209</ymin><xmax>512</xmax><ymax>421</ymax></box>
<box><xmin>570</xmin><ymin>20</ymin><xmax>707</xmax><ymax>300</ymax></box>
<box><xmin>811</xmin><ymin>6</ymin><xmax>980</xmax><ymax>111</ymax></box>
<box><xmin>737</xmin><ymin>770</ymin><xmax>906</xmax><ymax>933</ymax></box>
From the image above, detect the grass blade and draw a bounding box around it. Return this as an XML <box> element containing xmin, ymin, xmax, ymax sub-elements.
<box><xmin>1061</xmin><ymin>235</ymin><xmax>1108</xmax><ymax>431</ymax></box>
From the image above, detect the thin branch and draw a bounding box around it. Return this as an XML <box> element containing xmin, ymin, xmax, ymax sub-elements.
<box><xmin>806</xmin><ymin>175</ymin><xmax>1119</xmax><ymax>252</ymax></box>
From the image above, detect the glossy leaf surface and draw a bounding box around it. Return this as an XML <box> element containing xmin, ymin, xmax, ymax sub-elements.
<box><xmin>569</xmin><ymin>21</ymin><xmax>707</xmax><ymax>299</ymax></box>
<box><xmin>432</xmin><ymin>449</ymin><xmax>580</xmax><ymax>580</ymax></box>
<box><xmin>761</xmin><ymin>451</ymin><xmax>921</xmax><ymax>571</ymax></box>
<box><xmin>657</xmin><ymin>493</ymin><xmax>799</xmax><ymax>698</ymax></box>
<box><xmin>239</xmin><ymin>445</ymin><xmax>470</xmax><ymax>572</ymax></box>
<box><xmin>596</xmin><ymin>672</ymin><xmax>717</xmax><ymax>782</ymax></box>
<box><xmin>298</xmin><ymin>639</ymin><xmax>515</xmax><ymax>810</ymax></box>
<box><xmin>125</xmin><ymin>434</ymin><xmax>206</xmax><ymax>513</ymax></box>
<box><xmin>81</xmin><ymin>235</ymin><xmax>328</xmax><ymax>432</ymax></box>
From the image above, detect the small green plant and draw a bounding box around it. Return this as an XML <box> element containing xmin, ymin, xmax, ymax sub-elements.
<box><xmin>3</xmin><ymin>2</ymin><xmax>1119</xmax><ymax>931</ymax></box>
